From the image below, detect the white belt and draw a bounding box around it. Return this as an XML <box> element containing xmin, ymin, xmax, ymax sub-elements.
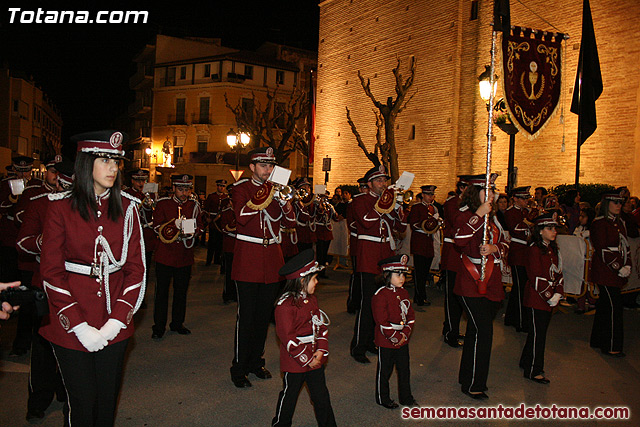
<box><xmin>5</xmin><ymin>215</ymin><xmax>14</xmax><ymax>221</ymax></box>
<box><xmin>466</xmin><ymin>256</ymin><xmax>500</xmax><ymax>265</ymax></box>
<box><xmin>65</xmin><ymin>261</ymin><xmax>121</xmax><ymax>276</ymax></box>
<box><xmin>350</xmin><ymin>232</ymin><xmax>357</xmax><ymax>237</ymax></box>
<box><xmin>414</xmin><ymin>229</ymin><xmax>429</xmax><ymax>235</ymax></box>
<box><xmin>358</xmin><ymin>235</ymin><xmax>386</xmax><ymax>243</ymax></box>
<box><xmin>444</xmin><ymin>238</ymin><xmax>455</xmax><ymax>244</ymax></box>
<box><xmin>607</xmin><ymin>246</ymin><xmax>620</xmax><ymax>252</ymax></box>
<box><xmin>297</xmin><ymin>334</ymin><xmax>314</xmax><ymax>343</ymax></box>
<box><xmin>235</xmin><ymin>233</ymin><xmax>278</xmax><ymax>246</ymax></box>
<box><xmin>390</xmin><ymin>322</ymin><xmax>404</xmax><ymax>331</ymax></box>
<box><xmin>511</xmin><ymin>237</ymin><xmax>527</xmax><ymax>245</ymax></box>
<box><xmin>224</xmin><ymin>232</ymin><xmax>236</xmax><ymax>238</ymax></box>
<box><xmin>296</xmin><ymin>220</ymin><xmax>307</xmax><ymax>226</ymax></box>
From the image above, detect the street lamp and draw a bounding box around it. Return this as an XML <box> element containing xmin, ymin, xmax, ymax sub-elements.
<box><xmin>478</xmin><ymin>65</ymin><xmax>498</xmax><ymax>105</ymax></box>
<box><xmin>226</xmin><ymin>128</ymin><xmax>250</xmax><ymax>177</ymax></box>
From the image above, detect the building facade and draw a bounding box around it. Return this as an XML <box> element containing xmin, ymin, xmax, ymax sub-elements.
<box><xmin>315</xmin><ymin>0</ymin><xmax>640</xmax><ymax>197</ymax></box>
<box><xmin>0</xmin><ymin>68</ymin><xmax>63</xmax><ymax>171</ymax></box>
<box><xmin>141</xmin><ymin>35</ymin><xmax>316</xmax><ymax>195</ymax></box>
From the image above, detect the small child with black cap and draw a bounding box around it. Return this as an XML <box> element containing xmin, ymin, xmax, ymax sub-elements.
<box><xmin>372</xmin><ymin>254</ymin><xmax>418</xmax><ymax>409</ymax></box>
<box><xmin>272</xmin><ymin>249</ymin><xmax>337</xmax><ymax>427</ymax></box>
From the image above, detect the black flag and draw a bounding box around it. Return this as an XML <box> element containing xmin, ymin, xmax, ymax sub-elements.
<box><xmin>493</xmin><ymin>0</ymin><xmax>510</xmax><ymax>33</ymax></box>
<box><xmin>570</xmin><ymin>0</ymin><xmax>603</xmax><ymax>146</ymax></box>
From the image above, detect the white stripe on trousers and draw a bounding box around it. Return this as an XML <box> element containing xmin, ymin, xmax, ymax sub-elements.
<box><xmin>528</xmin><ymin>307</ymin><xmax>537</xmax><ymax>379</ymax></box>
<box><xmin>273</xmin><ymin>372</ymin><xmax>289</xmax><ymax>426</ymax></box>
<box><xmin>50</xmin><ymin>344</ymin><xmax>73</xmax><ymax>427</ymax></box>
<box><xmin>460</xmin><ymin>296</ymin><xmax>478</xmax><ymax>392</ymax></box>
<box><xmin>376</xmin><ymin>347</ymin><xmax>383</xmax><ymax>404</ymax></box>
<box><xmin>603</xmin><ymin>286</ymin><xmax>615</xmax><ymax>352</ymax></box>
<box><xmin>354</xmin><ymin>272</ymin><xmax>364</xmax><ymax>349</ymax></box>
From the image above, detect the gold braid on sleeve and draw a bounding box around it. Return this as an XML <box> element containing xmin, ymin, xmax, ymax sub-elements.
<box><xmin>246</xmin><ymin>186</ymin><xmax>276</xmax><ymax>211</ymax></box>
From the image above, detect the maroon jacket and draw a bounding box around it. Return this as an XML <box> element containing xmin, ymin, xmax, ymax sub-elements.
<box><xmin>346</xmin><ymin>198</ymin><xmax>358</xmax><ymax>257</ymax></box>
<box><xmin>0</xmin><ymin>177</ymin><xmax>42</xmax><ymax>248</ymax></box>
<box><xmin>219</xmin><ymin>198</ymin><xmax>236</xmax><ymax>254</ymax></box>
<box><xmin>372</xmin><ymin>285</ymin><xmax>415</xmax><ymax>348</ymax></box>
<box><xmin>231</xmin><ymin>178</ymin><xmax>296</xmax><ymax>283</ymax></box>
<box><xmin>524</xmin><ymin>243</ymin><xmax>564</xmax><ymax>311</ymax></box>
<box><xmin>39</xmin><ymin>191</ymin><xmax>145</xmax><ymax>352</ymax></box>
<box><xmin>589</xmin><ymin>214</ymin><xmax>630</xmax><ymax>288</ymax></box>
<box><xmin>441</xmin><ymin>194</ymin><xmax>462</xmax><ymax>271</ymax></box>
<box><xmin>295</xmin><ymin>198</ymin><xmax>316</xmax><ymax>245</ymax></box>
<box><xmin>122</xmin><ymin>187</ymin><xmax>158</xmax><ymax>252</ymax></box>
<box><xmin>203</xmin><ymin>192</ymin><xmax>228</xmax><ymax>218</ymax></box>
<box><xmin>275</xmin><ymin>293</ymin><xmax>329</xmax><ymax>373</ymax></box>
<box><xmin>154</xmin><ymin>196</ymin><xmax>203</xmax><ymax>268</ymax></box>
<box><xmin>408</xmin><ymin>201</ymin><xmax>438</xmax><ymax>258</ymax></box>
<box><xmin>314</xmin><ymin>200</ymin><xmax>338</xmax><ymax>241</ymax></box>
<box><xmin>353</xmin><ymin>191</ymin><xmax>407</xmax><ymax>274</ymax></box>
<box><xmin>453</xmin><ymin>208</ymin><xmax>508</xmax><ymax>302</ymax></box>
<box><xmin>504</xmin><ymin>205</ymin><xmax>531</xmax><ymax>266</ymax></box>
<box><xmin>15</xmin><ymin>192</ymin><xmax>51</xmax><ymax>287</ymax></box>
<box><xmin>14</xmin><ymin>181</ymin><xmax>55</xmax><ymax>271</ymax></box>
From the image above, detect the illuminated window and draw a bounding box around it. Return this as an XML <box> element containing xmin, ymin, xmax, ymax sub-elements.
<box><xmin>276</xmin><ymin>70</ymin><xmax>285</xmax><ymax>85</ymax></box>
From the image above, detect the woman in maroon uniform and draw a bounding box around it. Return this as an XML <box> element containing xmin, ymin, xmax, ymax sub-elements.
<box><xmin>453</xmin><ymin>174</ymin><xmax>508</xmax><ymax>400</ymax></box>
<box><xmin>590</xmin><ymin>188</ymin><xmax>631</xmax><ymax>357</ymax></box>
<box><xmin>520</xmin><ymin>212</ymin><xmax>564</xmax><ymax>384</ymax></box>
<box><xmin>40</xmin><ymin>130</ymin><xmax>146</xmax><ymax>426</ymax></box>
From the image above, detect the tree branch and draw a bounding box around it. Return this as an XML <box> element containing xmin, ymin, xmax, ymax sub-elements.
<box><xmin>346</xmin><ymin>107</ymin><xmax>380</xmax><ymax>167</ymax></box>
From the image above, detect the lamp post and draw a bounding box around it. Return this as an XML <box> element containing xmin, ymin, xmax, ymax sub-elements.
<box><xmin>226</xmin><ymin>128</ymin><xmax>250</xmax><ymax>181</ymax></box>
<box><xmin>145</xmin><ymin>147</ymin><xmax>152</xmax><ymax>169</ymax></box>
<box><xmin>478</xmin><ymin>67</ymin><xmax>518</xmax><ymax>194</ymax></box>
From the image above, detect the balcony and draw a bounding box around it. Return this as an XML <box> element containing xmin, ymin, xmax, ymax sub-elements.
<box><xmin>189</xmin><ymin>151</ymin><xmax>249</xmax><ymax>165</ymax></box>
<box><xmin>167</xmin><ymin>114</ymin><xmax>187</xmax><ymax>126</ymax></box>
<box><xmin>191</xmin><ymin>113</ymin><xmax>212</xmax><ymax>125</ymax></box>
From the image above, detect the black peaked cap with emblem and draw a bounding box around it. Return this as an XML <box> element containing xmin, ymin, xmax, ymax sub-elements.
<box><xmin>365</xmin><ymin>164</ymin><xmax>390</xmax><ymax>182</ymax></box>
<box><xmin>278</xmin><ymin>248</ymin><xmax>324</xmax><ymax>279</ymax></box>
<box><xmin>171</xmin><ymin>174</ymin><xmax>193</xmax><ymax>187</ymax></box>
<box><xmin>378</xmin><ymin>254</ymin><xmax>410</xmax><ymax>272</ymax></box>
<box><xmin>72</xmin><ymin>130</ymin><xmax>128</xmax><ymax>159</ymax></box>
<box><xmin>12</xmin><ymin>155</ymin><xmax>34</xmax><ymax>172</ymax></box>
<box><xmin>248</xmin><ymin>147</ymin><xmax>277</xmax><ymax>164</ymax></box>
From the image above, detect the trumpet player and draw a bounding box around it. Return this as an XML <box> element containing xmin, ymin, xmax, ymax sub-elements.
<box><xmin>123</xmin><ymin>169</ymin><xmax>157</xmax><ymax>274</ymax></box>
<box><xmin>408</xmin><ymin>185</ymin><xmax>440</xmax><ymax>307</ymax></box>
<box><xmin>350</xmin><ymin>165</ymin><xmax>407</xmax><ymax>364</ymax></box>
<box><xmin>203</xmin><ymin>179</ymin><xmax>229</xmax><ymax>267</ymax></box>
<box><xmin>293</xmin><ymin>177</ymin><xmax>316</xmax><ymax>253</ymax></box>
<box><xmin>504</xmin><ymin>186</ymin><xmax>534</xmax><ymax>333</ymax></box>
<box><xmin>152</xmin><ymin>174</ymin><xmax>203</xmax><ymax>339</ymax></box>
<box><xmin>315</xmin><ymin>192</ymin><xmax>341</xmax><ymax>278</ymax></box>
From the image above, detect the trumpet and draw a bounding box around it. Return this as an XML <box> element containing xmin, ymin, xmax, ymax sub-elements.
<box><xmin>389</xmin><ymin>186</ymin><xmax>414</xmax><ymax>204</ymax></box>
<box><xmin>141</xmin><ymin>192</ymin><xmax>156</xmax><ymax>209</ymax></box>
<box><xmin>273</xmin><ymin>183</ymin><xmax>308</xmax><ymax>202</ymax></box>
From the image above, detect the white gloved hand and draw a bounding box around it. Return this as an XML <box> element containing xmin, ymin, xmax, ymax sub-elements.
<box><xmin>618</xmin><ymin>265</ymin><xmax>631</xmax><ymax>278</ymax></box>
<box><xmin>547</xmin><ymin>293</ymin><xmax>562</xmax><ymax>307</ymax></box>
<box><xmin>99</xmin><ymin>318</ymin><xmax>125</xmax><ymax>341</ymax></box>
<box><xmin>174</xmin><ymin>218</ymin><xmax>183</xmax><ymax>229</ymax></box>
<box><xmin>72</xmin><ymin>322</ymin><xmax>108</xmax><ymax>352</ymax></box>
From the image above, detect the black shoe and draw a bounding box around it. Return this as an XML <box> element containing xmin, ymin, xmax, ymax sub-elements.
<box><xmin>528</xmin><ymin>376</ymin><xmax>550</xmax><ymax>384</ymax></box>
<box><xmin>415</xmin><ymin>300</ymin><xmax>425</xmax><ymax>306</ymax></box>
<box><xmin>378</xmin><ymin>401</ymin><xmax>399</xmax><ymax>409</ymax></box>
<box><xmin>231</xmin><ymin>375</ymin><xmax>252</xmax><ymax>388</ymax></box>
<box><xmin>151</xmin><ymin>330</ymin><xmax>164</xmax><ymax>339</ymax></box>
<box><xmin>445</xmin><ymin>337</ymin><xmax>464</xmax><ymax>348</ymax></box>
<box><xmin>250</xmin><ymin>367</ymin><xmax>272</xmax><ymax>379</ymax></box>
<box><xmin>602</xmin><ymin>350</ymin><xmax>626</xmax><ymax>358</ymax></box>
<box><xmin>26</xmin><ymin>409</ymin><xmax>45</xmax><ymax>420</ymax></box>
<box><xmin>462</xmin><ymin>389</ymin><xmax>489</xmax><ymax>400</ymax></box>
<box><xmin>400</xmin><ymin>399</ymin><xmax>419</xmax><ymax>407</ymax></box>
<box><xmin>170</xmin><ymin>325</ymin><xmax>191</xmax><ymax>335</ymax></box>
<box><xmin>366</xmin><ymin>346</ymin><xmax>378</xmax><ymax>355</ymax></box>
<box><xmin>352</xmin><ymin>354</ymin><xmax>371</xmax><ymax>364</ymax></box>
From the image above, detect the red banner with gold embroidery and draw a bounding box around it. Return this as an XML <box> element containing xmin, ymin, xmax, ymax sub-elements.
<box><xmin>502</xmin><ymin>27</ymin><xmax>565</xmax><ymax>139</ymax></box>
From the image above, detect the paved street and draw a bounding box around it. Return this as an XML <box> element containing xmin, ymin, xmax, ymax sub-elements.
<box><xmin>1</xmin><ymin>247</ymin><xmax>639</xmax><ymax>426</ymax></box>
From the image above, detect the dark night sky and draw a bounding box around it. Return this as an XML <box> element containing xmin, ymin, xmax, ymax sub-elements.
<box><xmin>0</xmin><ymin>1</ymin><xmax>319</xmax><ymax>141</ymax></box>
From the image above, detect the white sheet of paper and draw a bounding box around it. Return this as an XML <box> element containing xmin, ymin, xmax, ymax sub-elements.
<box><xmin>268</xmin><ymin>166</ymin><xmax>291</xmax><ymax>186</ymax></box>
<box><xmin>314</xmin><ymin>184</ymin><xmax>327</xmax><ymax>195</ymax></box>
<box><xmin>142</xmin><ymin>182</ymin><xmax>158</xmax><ymax>194</ymax></box>
<box><xmin>395</xmin><ymin>171</ymin><xmax>415</xmax><ymax>191</ymax></box>
<box><xmin>9</xmin><ymin>179</ymin><xmax>25</xmax><ymax>196</ymax></box>
<box><xmin>182</xmin><ymin>218</ymin><xmax>196</xmax><ymax>235</ymax></box>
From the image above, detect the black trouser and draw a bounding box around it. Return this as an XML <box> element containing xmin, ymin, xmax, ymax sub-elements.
<box><xmin>351</xmin><ymin>272</ymin><xmax>377</xmax><ymax>357</ymax></box>
<box><xmin>591</xmin><ymin>285</ymin><xmax>624</xmax><ymax>353</ymax></box>
<box><xmin>222</xmin><ymin>252</ymin><xmax>237</xmax><ymax>303</ymax></box>
<box><xmin>231</xmin><ymin>281</ymin><xmax>279</xmax><ymax>378</ymax></box>
<box><xmin>458</xmin><ymin>296</ymin><xmax>494</xmax><ymax>393</ymax></box>
<box><xmin>0</xmin><ymin>245</ymin><xmax>19</xmax><ymax>282</ymax></box>
<box><xmin>316</xmin><ymin>239</ymin><xmax>331</xmax><ymax>268</ymax></box>
<box><xmin>520</xmin><ymin>307</ymin><xmax>551</xmax><ymax>378</ymax></box>
<box><xmin>206</xmin><ymin>225</ymin><xmax>223</xmax><ymax>265</ymax></box>
<box><xmin>52</xmin><ymin>339</ymin><xmax>128</xmax><ymax>427</ymax></box>
<box><xmin>376</xmin><ymin>345</ymin><xmax>413</xmax><ymax>405</ymax></box>
<box><xmin>413</xmin><ymin>254</ymin><xmax>433</xmax><ymax>304</ymax></box>
<box><xmin>272</xmin><ymin>366</ymin><xmax>336</xmax><ymax>427</ymax></box>
<box><xmin>347</xmin><ymin>256</ymin><xmax>362</xmax><ymax>312</ymax></box>
<box><xmin>153</xmin><ymin>263</ymin><xmax>191</xmax><ymax>332</ymax></box>
<box><xmin>28</xmin><ymin>330</ymin><xmax>67</xmax><ymax>413</ymax></box>
<box><xmin>442</xmin><ymin>270</ymin><xmax>463</xmax><ymax>341</ymax></box>
<box><xmin>505</xmin><ymin>264</ymin><xmax>528</xmax><ymax>332</ymax></box>
<box><xmin>297</xmin><ymin>242</ymin><xmax>313</xmax><ymax>252</ymax></box>
<box><xmin>12</xmin><ymin>269</ymin><xmax>35</xmax><ymax>353</ymax></box>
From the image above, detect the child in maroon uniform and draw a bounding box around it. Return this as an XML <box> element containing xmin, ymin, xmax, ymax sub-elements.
<box><xmin>520</xmin><ymin>212</ymin><xmax>564</xmax><ymax>384</ymax></box>
<box><xmin>272</xmin><ymin>249</ymin><xmax>336</xmax><ymax>427</ymax></box>
<box><xmin>372</xmin><ymin>254</ymin><xmax>417</xmax><ymax>409</ymax></box>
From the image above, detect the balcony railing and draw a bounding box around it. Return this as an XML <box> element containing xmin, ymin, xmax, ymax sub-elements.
<box><xmin>191</xmin><ymin>113</ymin><xmax>212</xmax><ymax>124</ymax></box>
<box><xmin>167</xmin><ymin>114</ymin><xmax>187</xmax><ymax>125</ymax></box>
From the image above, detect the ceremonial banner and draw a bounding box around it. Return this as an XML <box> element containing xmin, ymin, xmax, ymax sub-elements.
<box><xmin>502</xmin><ymin>27</ymin><xmax>564</xmax><ymax>139</ymax></box>
<box><xmin>327</xmin><ymin>219</ymin><xmax>349</xmax><ymax>257</ymax></box>
<box><xmin>557</xmin><ymin>235</ymin><xmax>587</xmax><ymax>296</ymax></box>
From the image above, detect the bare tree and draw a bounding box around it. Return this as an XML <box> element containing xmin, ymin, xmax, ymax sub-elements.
<box><xmin>225</xmin><ymin>87</ymin><xmax>309</xmax><ymax>164</ymax></box>
<box><xmin>346</xmin><ymin>57</ymin><xmax>417</xmax><ymax>182</ymax></box>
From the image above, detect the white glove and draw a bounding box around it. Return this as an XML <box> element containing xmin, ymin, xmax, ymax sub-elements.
<box><xmin>618</xmin><ymin>265</ymin><xmax>631</xmax><ymax>278</ymax></box>
<box><xmin>72</xmin><ymin>322</ymin><xmax>108</xmax><ymax>352</ymax></box>
<box><xmin>99</xmin><ymin>318</ymin><xmax>125</xmax><ymax>341</ymax></box>
<box><xmin>547</xmin><ymin>293</ymin><xmax>562</xmax><ymax>307</ymax></box>
<box><xmin>174</xmin><ymin>218</ymin><xmax>183</xmax><ymax>229</ymax></box>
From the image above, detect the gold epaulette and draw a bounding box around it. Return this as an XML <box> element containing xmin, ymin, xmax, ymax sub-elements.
<box><xmin>158</xmin><ymin>220</ymin><xmax>180</xmax><ymax>244</ymax></box>
<box><xmin>246</xmin><ymin>185</ymin><xmax>276</xmax><ymax>211</ymax></box>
